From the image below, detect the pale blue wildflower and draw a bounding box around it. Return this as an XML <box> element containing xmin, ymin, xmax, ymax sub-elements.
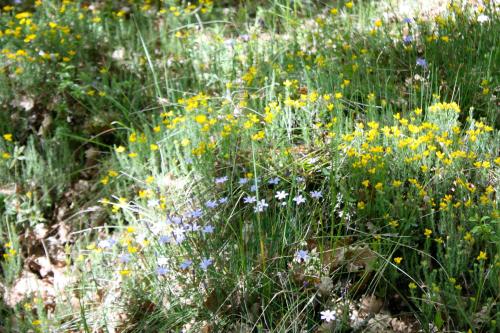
<box><xmin>215</xmin><ymin>176</ymin><xmax>228</xmax><ymax>184</ymax></box>
<box><xmin>119</xmin><ymin>253</ymin><xmax>131</xmax><ymax>263</ymax></box>
<box><xmin>156</xmin><ymin>266</ymin><xmax>169</xmax><ymax>276</ymax></box>
<box><xmin>243</xmin><ymin>196</ymin><xmax>257</xmax><ymax>204</ymax></box>
<box><xmin>190</xmin><ymin>209</ymin><xmax>203</xmax><ymax>218</ymax></box>
<box><xmin>206</xmin><ymin>200</ymin><xmax>218</xmax><ymax>208</ymax></box>
<box><xmin>403</xmin><ymin>35</ymin><xmax>413</xmax><ymax>44</ymax></box>
<box><xmin>293</xmin><ymin>195</ymin><xmax>306</xmax><ymax>205</ymax></box>
<box><xmin>310</xmin><ymin>190</ymin><xmax>323</xmax><ymax>199</ymax></box>
<box><xmin>180</xmin><ymin>259</ymin><xmax>193</xmax><ymax>270</ymax></box>
<box><xmin>416</xmin><ymin>58</ymin><xmax>428</xmax><ymax>68</ymax></box>
<box><xmin>203</xmin><ymin>225</ymin><xmax>214</xmax><ymax>234</ymax></box>
<box><xmin>268</xmin><ymin>177</ymin><xmax>280</xmax><ymax>185</ymax></box>
<box><xmin>294</xmin><ymin>250</ymin><xmax>309</xmax><ymax>263</ymax></box>
<box><xmin>159</xmin><ymin>235</ymin><xmax>171</xmax><ymax>244</ymax></box>
<box><xmin>200</xmin><ymin>258</ymin><xmax>213</xmax><ymax>271</ymax></box>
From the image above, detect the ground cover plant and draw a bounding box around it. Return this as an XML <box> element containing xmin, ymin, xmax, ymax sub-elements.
<box><xmin>0</xmin><ymin>0</ymin><xmax>499</xmax><ymax>332</ymax></box>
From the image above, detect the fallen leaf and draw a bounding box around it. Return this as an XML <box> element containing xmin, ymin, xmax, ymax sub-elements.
<box><xmin>360</xmin><ymin>295</ymin><xmax>383</xmax><ymax>315</ymax></box>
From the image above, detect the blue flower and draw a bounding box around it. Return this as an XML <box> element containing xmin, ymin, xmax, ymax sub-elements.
<box><xmin>180</xmin><ymin>259</ymin><xmax>193</xmax><ymax>270</ymax></box>
<box><xmin>156</xmin><ymin>266</ymin><xmax>169</xmax><ymax>276</ymax></box>
<box><xmin>310</xmin><ymin>190</ymin><xmax>323</xmax><ymax>199</ymax></box>
<box><xmin>403</xmin><ymin>17</ymin><xmax>412</xmax><ymax>24</ymax></box>
<box><xmin>294</xmin><ymin>250</ymin><xmax>309</xmax><ymax>263</ymax></box>
<box><xmin>159</xmin><ymin>235</ymin><xmax>171</xmax><ymax>244</ymax></box>
<box><xmin>243</xmin><ymin>196</ymin><xmax>257</xmax><ymax>204</ymax></box>
<box><xmin>219</xmin><ymin>197</ymin><xmax>228</xmax><ymax>204</ymax></box>
<box><xmin>119</xmin><ymin>253</ymin><xmax>131</xmax><ymax>264</ymax></box>
<box><xmin>268</xmin><ymin>177</ymin><xmax>280</xmax><ymax>185</ymax></box>
<box><xmin>190</xmin><ymin>209</ymin><xmax>203</xmax><ymax>218</ymax></box>
<box><xmin>189</xmin><ymin>223</ymin><xmax>201</xmax><ymax>232</ymax></box>
<box><xmin>416</xmin><ymin>58</ymin><xmax>428</xmax><ymax>68</ymax></box>
<box><xmin>206</xmin><ymin>200</ymin><xmax>218</xmax><ymax>208</ymax></box>
<box><xmin>203</xmin><ymin>225</ymin><xmax>214</xmax><ymax>234</ymax></box>
<box><xmin>166</xmin><ymin>215</ymin><xmax>182</xmax><ymax>224</ymax></box>
<box><xmin>215</xmin><ymin>176</ymin><xmax>228</xmax><ymax>184</ymax></box>
<box><xmin>293</xmin><ymin>195</ymin><xmax>306</xmax><ymax>205</ymax></box>
<box><xmin>239</xmin><ymin>178</ymin><xmax>249</xmax><ymax>185</ymax></box>
<box><xmin>403</xmin><ymin>35</ymin><xmax>413</xmax><ymax>44</ymax></box>
<box><xmin>200</xmin><ymin>258</ymin><xmax>213</xmax><ymax>271</ymax></box>
<box><xmin>98</xmin><ymin>238</ymin><xmax>116</xmax><ymax>249</ymax></box>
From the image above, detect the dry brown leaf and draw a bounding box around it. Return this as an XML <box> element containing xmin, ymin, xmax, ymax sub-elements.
<box><xmin>360</xmin><ymin>295</ymin><xmax>383</xmax><ymax>315</ymax></box>
<box><xmin>390</xmin><ymin>317</ymin><xmax>409</xmax><ymax>332</ymax></box>
<box><xmin>317</xmin><ymin>276</ymin><xmax>333</xmax><ymax>297</ymax></box>
<box><xmin>345</xmin><ymin>245</ymin><xmax>377</xmax><ymax>272</ymax></box>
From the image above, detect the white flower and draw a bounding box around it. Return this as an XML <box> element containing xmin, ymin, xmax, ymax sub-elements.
<box><xmin>147</xmin><ymin>199</ymin><xmax>159</xmax><ymax>207</ymax></box>
<box><xmin>275</xmin><ymin>191</ymin><xmax>289</xmax><ymax>200</ymax></box>
<box><xmin>477</xmin><ymin>14</ymin><xmax>489</xmax><ymax>24</ymax></box>
<box><xmin>254</xmin><ymin>199</ymin><xmax>268</xmax><ymax>212</ymax></box>
<box><xmin>320</xmin><ymin>309</ymin><xmax>337</xmax><ymax>322</ymax></box>
<box><xmin>293</xmin><ymin>194</ymin><xmax>306</xmax><ymax>205</ymax></box>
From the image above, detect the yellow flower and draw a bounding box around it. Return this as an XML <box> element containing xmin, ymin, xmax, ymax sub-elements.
<box><xmin>108</xmin><ymin>170</ymin><xmax>118</xmax><ymax>177</ymax></box>
<box><xmin>389</xmin><ymin>220</ymin><xmax>399</xmax><ymax>227</ymax></box>
<box><xmin>345</xmin><ymin>2</ymin><xmax>353</xmax><ymax>9</ymax></box>
<box><xmin>3</xmin><ymin>134</ymin><xmax>13</xmax><ymax>141</ymax></box>
<box><xmin>374</xmin><ymin>19</ymin><xmax>382</xmax><ymax>27</ymax></box>
<box><xmin>119</xmin><ymin>269</ymin><xmax>131</xmax><ymax>276</ymax></box>
<box><xmin>394</xmin><ymin>257</ymin><xmax>403</xmax><ymax>265</ymax></box>
<box><xmin>195</xmin><ymin>114</ymin><xmax>207</xmax><ymax>124</ymax></box>
<box><xmin>2</xmin><ymin>152</ymin><xmax>11</xmax><ymax>159</ymax></box>
<box><xmin>334</xmin><ymin>92</ymin><xmax>343</xmax><ymax>100</ymax></box>
<box><xmin>408</xmin><ymin>282</ymin><xmax>417</xmax><ymax>289</ymax></box>
<box><xmin>357</xmin><ymin>201</ymin><xmax>365</xmax><ymax>210</ymax></box>
<box><xmin>150</xmin><ymin>144</ymin><xmax>159</xmax><ymax>151</ymax></box>
<box><xmin>476</xmin><ymin>251</ymin><xmax>487</xmax><ymax>261</ymax></box>
<box><xmin>251</xmin><ymin>131</ymin><xmax>265</xmax><ymax>141</ymax></box>
<box><xmin>115</xmin><ymin>146</ymin><xmax>126</xmax><ymax>153</ymax></box>
<box><xmin>15</xmin><ymin>12</ymin><xmax>32</xmax><ymax>19</ymax></box>
<box><xmin>424</xmin><ymin>228</ymin><xmax>432</xmax><ymax>238</ymax></box>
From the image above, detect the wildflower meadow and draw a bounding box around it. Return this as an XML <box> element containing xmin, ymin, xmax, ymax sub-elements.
<box><xmin>0</xmin><ymin>0</ymin><xmax>498</xmax><ymax>332</ymax></box>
